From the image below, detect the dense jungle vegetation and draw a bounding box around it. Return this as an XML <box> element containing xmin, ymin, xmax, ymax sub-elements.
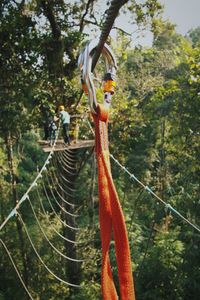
<box><xmin>0</xmin><ymin>1</ymin><xmax>199</xmax><ymax>299</ymax></box>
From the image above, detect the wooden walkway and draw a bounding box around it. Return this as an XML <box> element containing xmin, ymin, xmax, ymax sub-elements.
<box><xmin>39</xmin><ymin>139</ymin><xmax>95</xmax><ymax>152</ymax></box>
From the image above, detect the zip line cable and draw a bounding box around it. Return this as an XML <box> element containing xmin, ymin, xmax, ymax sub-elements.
<box><xmin>110</xmin><ymin>154</ymin><xmax>200</xmax><ymax>234</ymax></box>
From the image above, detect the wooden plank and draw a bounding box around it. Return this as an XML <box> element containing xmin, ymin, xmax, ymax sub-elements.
<box><xmin>39</xmin><ymin>140</ymin><xmax>95</xmax><ymax>152</ymax></box>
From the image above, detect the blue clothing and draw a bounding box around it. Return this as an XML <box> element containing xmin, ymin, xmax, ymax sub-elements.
<box><xmin>60</xmin><ymin>111</ymin><xmax>70</xmax><ymax>124</ymax></box>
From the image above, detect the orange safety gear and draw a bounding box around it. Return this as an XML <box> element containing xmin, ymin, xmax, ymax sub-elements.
<box><xmin>93</xmin><ymin>104</ymin><xmax>135</xmax><ymax>300</ymax></box>
<box><xmin>103</xmin><ymin>72</ymin><xmax>116</xmax><ymax>94</ymax></box>
<box><xmin>103</xmin><ymin>79</ymin><xmax>116</xmax><ymax>94</ymax></box>
<box><xmin>78</xmin><ymin>40</ymin><xmax>135</xmax><ymax>300</ymax></box>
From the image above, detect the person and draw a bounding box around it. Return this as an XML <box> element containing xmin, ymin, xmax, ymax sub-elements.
<box><xmin>39</xmin><ymin>105</ymin><xmax>50</xmax><ymax>141</ymax></box>
<box><xmin>49</xmin><ymin>115</ymin><xmax>57</xmax><ymax>146</ymax></box>
<box><xmin>59</xmin><ymin>105</ymin><xmax>71</xmax><ymax>146</ymax></box>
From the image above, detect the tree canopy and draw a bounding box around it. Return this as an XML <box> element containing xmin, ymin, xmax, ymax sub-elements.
<box><xmin>0</xmin><ymin>1</ymin><xmax>199</xmax><ymax>299</ymax></box>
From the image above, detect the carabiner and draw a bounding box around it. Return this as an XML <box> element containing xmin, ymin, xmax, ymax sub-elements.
<box><xmin>78</xmin><ymin>40</ymin><xmax>117</xmax><ymax>114</ymax></box>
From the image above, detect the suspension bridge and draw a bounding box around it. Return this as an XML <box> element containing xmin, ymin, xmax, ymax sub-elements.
<box><xmin>0</xmin><ymin>0</ymin><xmax>199</xmax><ymax>299</ymax></box>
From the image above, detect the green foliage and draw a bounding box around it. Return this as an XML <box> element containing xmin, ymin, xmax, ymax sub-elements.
<box><xmin>0</xmin><ymin>1</ymin><xmax>200</xmax><ymax>299</ymax></box>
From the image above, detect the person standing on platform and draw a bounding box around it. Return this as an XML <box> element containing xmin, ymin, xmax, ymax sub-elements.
<box><xmin>49</xmin><ymin>115</ymin><xmax>57</xmax><ymax>146</ymax></box>
<box><xmin>59</xmin><ymin>105</ymin><xmax>71</xmax><ymax>146</ymax></box>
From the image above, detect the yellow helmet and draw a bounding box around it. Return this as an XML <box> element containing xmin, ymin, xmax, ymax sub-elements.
<box><xmin>59</xmin><ymin>105</ymin><xmax>65</xmax><ymax>111</ymax></box>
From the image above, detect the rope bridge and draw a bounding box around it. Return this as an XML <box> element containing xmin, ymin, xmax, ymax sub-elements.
<box><xmin>1</xmin><ymin>0</ymin><xmax>200</xmax><ymax>299</ymax></box>
<box><xmin>0</xmin><ymin>121</ymin><xmax>199</xmax><ymax>299</ymax></box>
<box><xmin>0</xmin><ymin>130</ymin><xmax>96</xmax><ymax>298</ymax></box>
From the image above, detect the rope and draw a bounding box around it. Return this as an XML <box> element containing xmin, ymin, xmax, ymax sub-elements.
<box><xmin>57</xmin><ymin>152</ymin><xmax>77</xmax><ymax>171</ymax></box>
<box><xmin>0</xmin><ymin>124</ymin><xmax>61</xmax><ymax>231</ymax></box>
<box><xmin>0</xmin><ymin>239</ymin><xmax>34</xmax><ymax>300</ymax></box>
<box><xmin>110</xmin><ymin>154</ymin><xmax>200</xmax><ymax>234</ymax></box>
<box><xmin>44</xmin><ymin>164</ymin><xmax>76</xmax><ymax>206</ymax></box>
<box><xmin>41</xmin><ymin>182</ymin><xmax>79</xmax><ymax>230</ymax></box>
<box><xmin>51</xmin><ymin>157</ymin><xmax>75</xmax><ymax>185</ymax></box>
<box><xmin>47</xmin><ymin>168</ymin><xmax>78</xmax><ymax>210</ymax></box>
<box><xmin>47</xmin><ymin>170</ymin><xmax>77</xmax><ymax>205</ymax></box>
<box><xmin>49</xmin><ymin>167</ymin><xmax>78</xmax><ymax>199</ymax></box>
<box><xmin>86</xmin><ymin>113</ymin><xmax>200</xmax><ymax>234</ymax></box>
<box><xmin>17</xmin><ymin>213</ymin><xmax>82</xmax><ymax>288</ymax></box>
<box><xmin>36</xmin><ymin>187</ymin><xmax>83</xmax><ymax>245</ymax></box>
<box><xmin>55</xmin><ymin>153</ymin><xmax>78</xmax><ymax>176</ymax></box>
<box><xmin>45</xmin><ymin>173</ymin><xmax>79</xmax><ymax>218</ymax></box>
<box><xmin>27</xmin><ymin>196</ymin><xmax>84</xmax><ymax>262</ymax></box>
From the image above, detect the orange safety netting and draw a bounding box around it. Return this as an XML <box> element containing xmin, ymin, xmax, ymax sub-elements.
<box><xmin>93</xmin><ymin>104</ymin><xmax>136</xmax><ymax>300</ymax></box>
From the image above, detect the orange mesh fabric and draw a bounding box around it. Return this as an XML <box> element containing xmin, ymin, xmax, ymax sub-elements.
<box><xmin>93</xmin><ymin>104</ymin><xmax>135</xmax><ymax>300</ymax></box>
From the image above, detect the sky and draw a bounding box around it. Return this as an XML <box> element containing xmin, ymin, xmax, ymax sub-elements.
<box><xmin>112</xmin><ymin>0</ymin><xmax>200</xmax><ymax>46</ymax></box>
<box><xmin>160</xmin><ymin>0</ymin><xmax>200</xmax><ymax>35</ymax></box>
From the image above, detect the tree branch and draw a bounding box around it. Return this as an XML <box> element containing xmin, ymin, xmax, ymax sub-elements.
<box><xmin>79</xmin><ymin>0</ymin><xmax>96</xmax><ymax>32</ymax></box>
<box><xmin>112</xmin><ymin>26</ymin><xmax>132</xmax><ymax>36</ymax></box>
<box><xmin>41</xmin><ymin>0</ymin><xmax>61</xmax><ymax>39</ymax></box>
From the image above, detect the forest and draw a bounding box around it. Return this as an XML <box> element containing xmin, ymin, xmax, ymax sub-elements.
<box><xmin>0</xmin><ymin>1</ymin><xmax>200</xmax><ymax>299</ymax></box>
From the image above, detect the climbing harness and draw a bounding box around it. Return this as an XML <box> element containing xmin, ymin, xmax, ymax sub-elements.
<box><xmin>79</xmin><ymin>40</ymin><xmax>135</xmax><ymax>300</ymax></box>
